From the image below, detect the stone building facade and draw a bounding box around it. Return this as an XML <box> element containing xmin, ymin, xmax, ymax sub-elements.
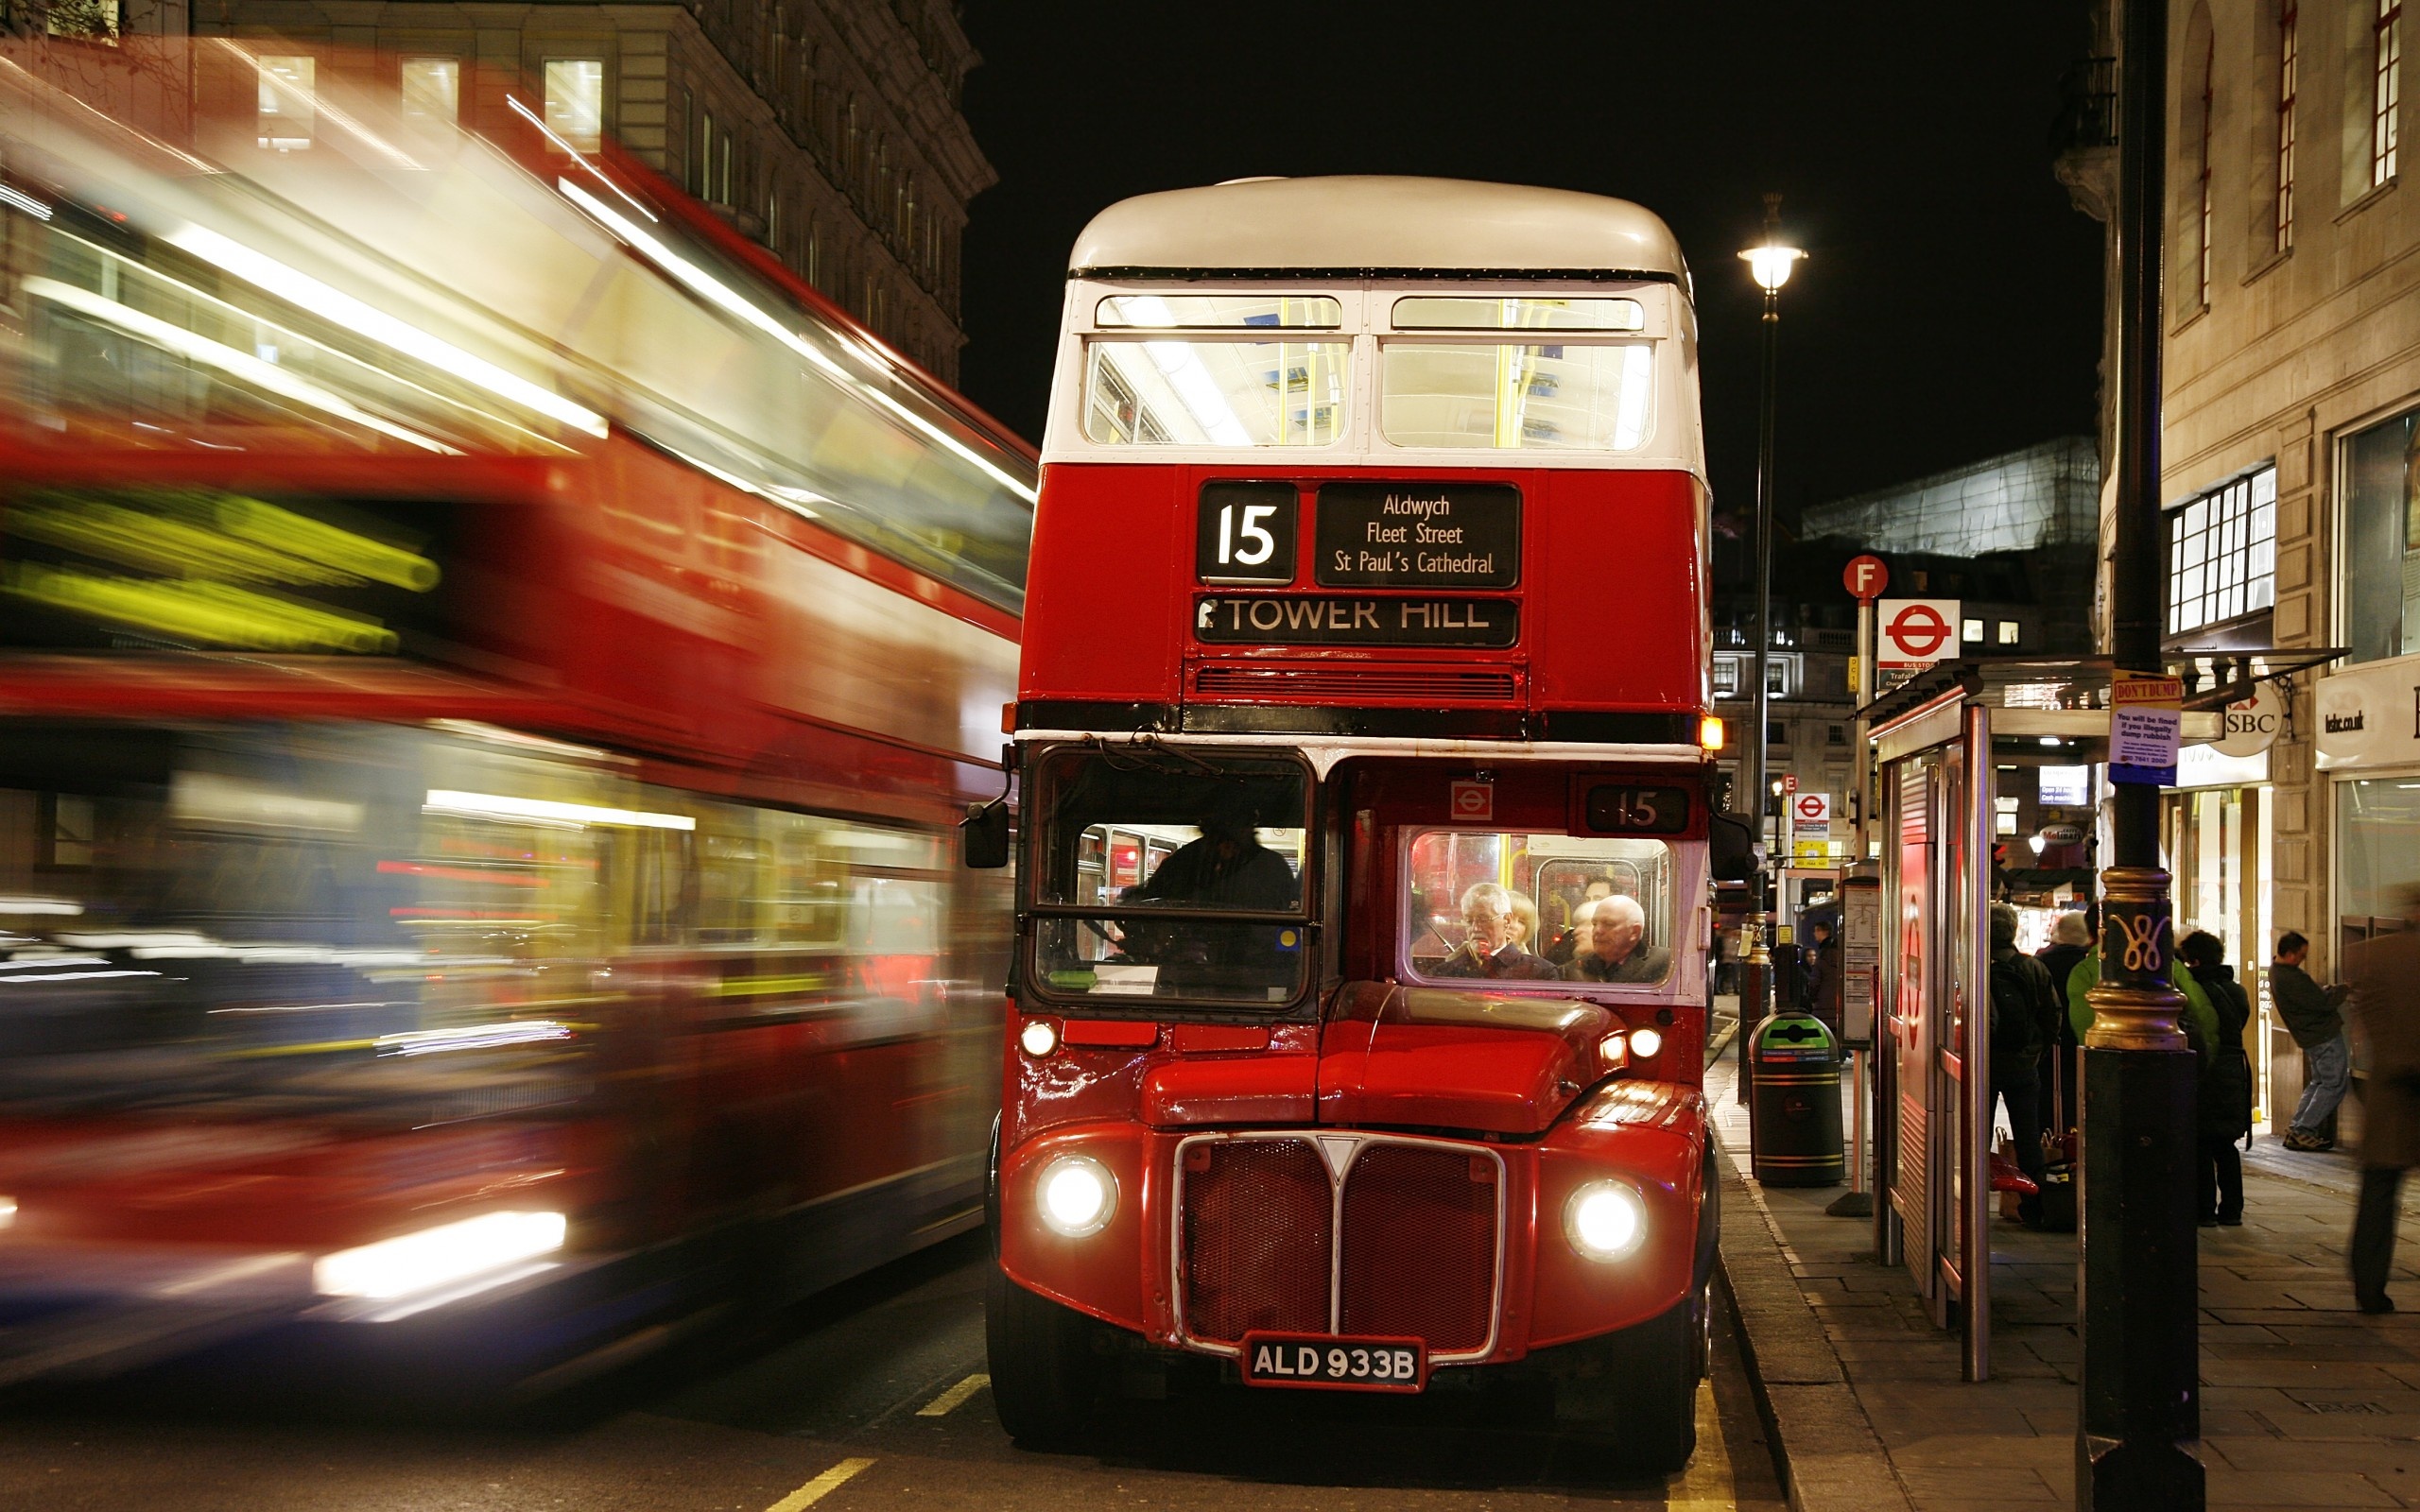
<box><xmin>2059</xmin><ymin>0</ymin><xmax>2418</xmax><ymax>1122</ymax></box>
<box><xmin>186</xmin><ymin>0</ymin><xmax>994</xmax><ymax>381</ymax></box>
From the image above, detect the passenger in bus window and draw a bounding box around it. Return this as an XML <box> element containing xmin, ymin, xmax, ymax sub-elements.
<box><xmin>1564</xmin><ymin>894</ymin><xmax>1669</xmax><ymax>985</ymax></box>
<box><xmin>1508</xmin><ymin>891</ymin><xmax>1542</xmax><ymax>955</ymax></box>
<box><xmin>1547</xmin><ymin>897</ymin><xmax>1598</xmax><ymax>967</ymax></box>
<box><xmin>1131</xmin><ymin>796</ymin><xmax>1297</xmax><ymax>911</ymax></box>
<box><xmin>1434</xmin><ymin>882</ymin><xmax>1560</xmax><ymax>981</ymax></box>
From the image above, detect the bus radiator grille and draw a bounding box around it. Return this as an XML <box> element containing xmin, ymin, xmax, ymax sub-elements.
<box><xmin>1189</xmin><ymin>663</ymin><xmax>1522</xmax><ymax>703</ymax></box>
<box><xmin>1181</xmin><ymin>1138</ymin><xmax>1332</xmax><ymax>1344</ymax></box>
<box><xmin>1337</xmin><ymin>1144</ymin><xmax>1497</xmax><ymax>1353</ymax></box>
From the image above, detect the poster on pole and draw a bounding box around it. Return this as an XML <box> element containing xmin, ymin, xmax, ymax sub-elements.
<box><xmin>2108</xmin><ymin>673</ymin><xmax>2183</xmax><ymax>786</ymax></box>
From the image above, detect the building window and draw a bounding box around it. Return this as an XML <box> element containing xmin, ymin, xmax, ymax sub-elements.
<box><xmin>2277</xmin><ymin>1</ymin><xmax>2300</xmax><ymax>249</ymax></box>
<box><xmin>1766</xmin><ymin>661</ymin><xmax>1789</xmax><ymax>696</ymax></box>
<box><xmin>401</xmin><ymin>58</ymin><xmax>459</xmax><ymax>128</ymax></box>
<box><xmin>2197</xmin><ymin>31</ymin><xmax>2216</xmax><ymax>305</ymax></box>
<box><xmin>1826</xmin><ymin>724</ymin><xmax>1847</xmax><ymax>747</ymax></box>
<box><xmin>544</xmin><ymin>60</ymin><xmax>605</xmax><ymax>154</ymax></box>
<box><xmin>1766</xmin><ymin>722</ymin><xmax>1787</xmax><ymax>748</ymax></box>
<box><xmin>1962</xmin><ymin>618</ymin><xmax>1985</xmax><ymax>644</ymax></box>
<box><xmin>2167</xmin><ymin>464</ymin><xmax>2277</xmax><ymax>636</ymax></box>
<box><xmin>1712</xmin><ymin>657</ymin><xmax>1739</xmax><ymax>696</ymax></box>
<box><xmin>2342</xmin><ymin>410</ymin><xmax>2420</xmax><ymax>663</ymax></box>
<box><xmin>1996</xmin><ymin>620</ymin><xmax>2020</xmax><ymax>645</ymax></box>
<box><xmin>257</xmin><ymin>55</ymin><xmax>316</xmax><ymax>151</ymax></box>
<box><xmin>2377</xmin><ymin>0</ymin><xmax>2404</xmax><ymax>188</ymax></box>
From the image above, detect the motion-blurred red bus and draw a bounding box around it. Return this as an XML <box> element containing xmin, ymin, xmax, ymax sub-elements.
<box><xmin>0</xmin><ymin>42</ymin><xmax>1028</xmax><ymax>1396</ymax></box>
<box><xmin>978</xmin><ymin>176</ymin><xmax>1732</xmax><ymax>1469</ymax></box>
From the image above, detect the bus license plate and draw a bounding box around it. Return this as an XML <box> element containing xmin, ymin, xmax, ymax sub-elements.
<box><xmin>1239</xmin><ymin>1332</ymin><xmax>1426</xmax><ymax>1393</ymax></box>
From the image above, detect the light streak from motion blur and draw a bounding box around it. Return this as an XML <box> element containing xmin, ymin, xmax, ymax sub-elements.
<box><xmin>20</xmin><ymin>277</ymin><xmax>453</xmax><ymax>454</ymax></box>
<box><xmin>0</xmin><ymin>898</ymin><xmax>82</xmax><ymax>916</ymax></box>
<box><xmin>554</xmin><ymin>180</ymin><xmax>1042</xmax><ymax>506</ymax></box>
<box><xmin>0</xmin><ymin>1197</ymin><xmax>15</xmax><ymax>1229</ymax></box>
<box><xmin>500</xmin><ymin>94</ymin><xmax>655</xmax><ymax>224</ymax></box>
<box><xmin>422</xmin><ymin>789</ymin><xmax>699</xmax><ymax>830</ymax></box>
<box><xmin>375</xmin><ymin>1021</ymin><xmax>573</xmax><ymax>1057</ymax></box>
<box><xmin>0</xmin><ymin>183</ymin><xmax>49</xmax><ymax>220</ymax></box>
<box><xmin>312</xmin><ymin>1210</ymin><xmax>567</xmax><ymax>1301</ymax></box>
<box><xmin>164</xmin><ymin>225</ymin><xmax>610</xmax><ymax>438</ymax></box>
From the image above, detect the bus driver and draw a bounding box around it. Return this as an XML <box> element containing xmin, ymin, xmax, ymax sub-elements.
<box><xmin>1564</xmin><ymin>894</ymin><xmax>1668</xmax><ymax>985</ymax></box>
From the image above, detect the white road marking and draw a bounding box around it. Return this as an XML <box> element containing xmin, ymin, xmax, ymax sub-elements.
<box><xmin>915</xmin><ymin>1372</ymin><xmax>991</xmax><ymax>1417</ymax></box>
<box><xmin>764</xmin><ymin>1457</ymin><xmax>874</xmax><ymax>1511</ymax></box>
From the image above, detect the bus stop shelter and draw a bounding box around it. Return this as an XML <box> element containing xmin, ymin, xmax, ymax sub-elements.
<box><xmin>1858</xmin><ymin>653</ymin><xmax>2328</xmax><ymax>1381</ymax></box>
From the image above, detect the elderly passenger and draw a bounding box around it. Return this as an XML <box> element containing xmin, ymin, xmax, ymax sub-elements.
<box><xmin>1434</xmin><ymin>881</ymin><xmax>1560</xmax><ymax>981</ymax></box>
<box><xmin>1563</xmin><ymin>894</ymin><xmax>1668</xmax><ymax>985</ymax></box>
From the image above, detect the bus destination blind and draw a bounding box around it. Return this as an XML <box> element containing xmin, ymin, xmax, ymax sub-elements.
<box><xmin>1313</xmin><ymin>482</ymin><xmax>1518</xmax><ymax>590</ymax></box>
<box><xmin>1193</xmin><ymin>593</ymin><xmax>1517</xmax><ymax>648</ymax></box>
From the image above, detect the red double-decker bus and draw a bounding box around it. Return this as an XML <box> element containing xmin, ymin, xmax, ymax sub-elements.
<box><xmin>979</xmin><ymin>177</ymin><xmax>1728</xmax><ymax>1468</ymax></box>
<box><xmin>0</xmin><ymin>43</ymin><xmax>1030</xmax><ymax>1394</ymax></box>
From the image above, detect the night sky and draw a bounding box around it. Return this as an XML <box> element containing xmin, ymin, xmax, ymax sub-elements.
<box><xmin>955</xmin><ymin>2</ymin><xmax>2105</xmax><ymax>542</ymax></box>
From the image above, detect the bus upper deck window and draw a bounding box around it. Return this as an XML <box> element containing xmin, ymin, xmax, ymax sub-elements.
<box><xmin>1390</xmin><ymin>297</ymin><xmax>1644</xmax><ymax>332</ymax></box>
<box><xmin>1096</xmin><ymin>294</ymin><xmax>1342</xmax><ymax>329</ymax></box>
<box><xmin>1379</xmin><ymin>341</ymin><xmax>1653</xmax><ymax>452</ymax></box>
<box><xmin>1082</xmin><ymin>339</ymin><xmax>1351</xmax><ymax>448</ymax></box>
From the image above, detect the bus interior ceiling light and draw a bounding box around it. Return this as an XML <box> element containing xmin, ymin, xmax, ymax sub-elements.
<box><xmin>0</xmin><ymin>184</ymin><xmax>52</xmax><ymax>220</ymax></box>
<box><xmin>22</xmin><ymin>278</ymin><xmax>453</xmax><ymax>454</ymax></box>
<box><xmin>1036</xmin><ymin>1154</ymin><xmax>1116</xmax><ymax>1238</ymax></box>
<box><xmin>164</xmin><ymin>225</ymin><xmax>608</xmax><ymax>438</ymax></box>
<box><xmin>1564</xmin><ymin>1180</ymin><xmax>1648</xmax><ymax>1262</ymax></box>
<box><xmin>313</xmin><ymin>1210</ymin><xmax>567</xmax><ymax>1299</ymax></box>
<box><xmin>422</xmin><ymin>790</ymin><xmax>696</xmax><ymax>831</ymax></box>
<box><xmin>553</xmin><ymin>180</ymin><xmax>1038</xmax><ymax>505</ymax></box>
<box><xmin>1115</xmin><ymin>294</ymin><xmax>1252</xmax><ymax>446</ymax></box>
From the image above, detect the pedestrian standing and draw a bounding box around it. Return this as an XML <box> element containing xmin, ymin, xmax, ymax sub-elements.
<box><xmin>2343</xmin><ymin>886</ymin><xmax>2420</xmax><ymax>1314</ymax></box>
<box><xmin>1986</xmin><ymin>902</ymin><xmax>2059</xmax><ymax>1222</ymax></box>
<box><xmin>2275</xmin><ymin>929</ymin><xmax>2354</xmax><ymax>1151</ymax></box>
<box><xmin>2036</xmin><ymin>910</ymin><xmax>2093</xmax><ymax>1138</ymax></box>
<box><xmin>2180</xmin><ymin>931</ymin><xmax>2253</xmax><ymax>1228</ymax></box>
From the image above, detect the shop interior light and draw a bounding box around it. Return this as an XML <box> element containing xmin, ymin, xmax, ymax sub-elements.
<box><xmin>313</xmin><ymin>1210</ymin><xmax>565</xmax><ymax>1299</ymax></box>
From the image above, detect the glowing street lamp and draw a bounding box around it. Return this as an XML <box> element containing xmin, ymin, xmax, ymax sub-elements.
<box><xmin>1739</xmin><ymin>243</ymin><xmax>1806</xmax><ymax>293</ymax></box>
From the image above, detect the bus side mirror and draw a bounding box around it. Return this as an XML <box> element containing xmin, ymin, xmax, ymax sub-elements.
<box><xmin>961</xmin><ymin>800</ymin><xmax>1011</xmax><ymax>869</ymax></box>
<box><xmin>1708</xmin><ymin>812</ymin><xmax>1755</xmax><ymax>882</ymax></box>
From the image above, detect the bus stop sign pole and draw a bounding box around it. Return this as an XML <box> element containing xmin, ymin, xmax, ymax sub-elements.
<box><xmin>2079</xmin><ymin>0</ymin><xmax>2203</xmax><ymax>1504</ymax></box>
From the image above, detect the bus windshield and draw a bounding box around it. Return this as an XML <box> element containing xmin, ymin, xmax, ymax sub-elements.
<box><xmin>1026</xmin><ymin>747</ymin><xmax>1310</xmax><ymax>1007</ymax></box>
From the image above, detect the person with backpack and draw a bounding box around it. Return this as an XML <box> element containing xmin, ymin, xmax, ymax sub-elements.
<box><xmin>1988</xmin><ymin>902</ymin><xmax>2061</xmax><ymax>1223</ymax></box>
<box><xmin>2180</xmin><ymin>930</ymin><xmax>2254</xmax><ymax>1227</ymax></box>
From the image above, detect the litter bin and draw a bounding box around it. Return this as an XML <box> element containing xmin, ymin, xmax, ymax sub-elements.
<box><xmin>1749</xmin><ymin>1012</ymin><xmax>1843</xmax><ymax>1187</ymax></box>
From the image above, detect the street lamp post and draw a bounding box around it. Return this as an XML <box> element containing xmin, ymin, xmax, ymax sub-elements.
<box><xmin>1739</xmin><ymin>198</ymin><xmax>1803</xmax><ymax>1040</ymax></box>
<box><xmin>2079</xmin><ymin>1</ymin><xmax>2203</xmax><ymax>1505</ymax></box>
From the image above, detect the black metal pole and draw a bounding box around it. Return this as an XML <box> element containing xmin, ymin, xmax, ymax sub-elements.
<box><xmin>2078</xmin><ymin>0</ymin><xmax>2202</xmax><ymax>1503</ymax></box>
<box><xmin>1739</xmin><ymin>194</ymin><xmax>1785</xmax><ymax>1096</ymax></box>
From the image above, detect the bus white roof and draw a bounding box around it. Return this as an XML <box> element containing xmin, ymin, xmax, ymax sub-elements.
<box><xmin>1068</xmin><ymin>176</ymin><xmax>1689</xmax><ymax>287</ymax></box>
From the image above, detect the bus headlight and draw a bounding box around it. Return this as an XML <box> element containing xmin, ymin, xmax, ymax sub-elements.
<box><xmin>1627</xmin><ymin>1026</ymin><xmax>1664</xmax><ymax>1059</ymax></box>
<box><xmin>1019</xmin><ymin>1019</ymin><xmax>1059</xmax><ymax>1057</ymax></box>
<box><xmin>1564</xmin><ymin>1181</ymin><xmax>1648</xmax><ymax>1262</ymax></box>
<box><xmin>1036</xmin><ymin>1154</ymin><xmax>1117</xmax><ymax>1238</ymax></box>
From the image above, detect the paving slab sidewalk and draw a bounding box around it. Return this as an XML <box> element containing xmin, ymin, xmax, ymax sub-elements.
<box><xmin>1708</xmin><ymin>1051</ymin><xmax>2420</xmax><ymax>1511</ymax></box>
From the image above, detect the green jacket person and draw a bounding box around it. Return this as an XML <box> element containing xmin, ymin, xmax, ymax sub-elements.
<box><xmin>2066</xmin><ymin>948</ymin><xmax>2220</xmax><ymax>1053</ymax></box>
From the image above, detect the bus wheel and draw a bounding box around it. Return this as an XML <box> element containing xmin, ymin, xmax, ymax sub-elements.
<box><xmin>1554</xmin><ymin>1299</ymin><xmax>1698</xmax><ymax>1472</ymax></box>
<box><xmin>985</xmin><ymin>1259</ymin><xmax>1100</xmax><ymax>1448</ymax></box>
